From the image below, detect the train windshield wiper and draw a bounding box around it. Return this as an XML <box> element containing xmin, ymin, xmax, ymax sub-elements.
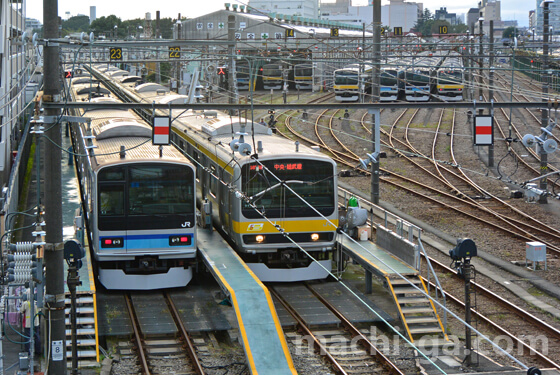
<box><xmin>249</xmin><ymin>180</ymin><xmax>304</xmax><ymax>200</ymax></box>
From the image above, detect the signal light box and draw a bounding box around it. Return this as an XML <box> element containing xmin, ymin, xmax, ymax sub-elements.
<box><xmin>474</xmin><ymin>115</ymin><xmax>493</xmax><ymax>145</ymax></box>
<box><xmin>153</xmin><ymin>116</ymin><xmax>171</xmax><ymax>145</ymax></box>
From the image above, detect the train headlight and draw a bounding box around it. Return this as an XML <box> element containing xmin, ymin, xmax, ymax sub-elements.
<box><xmin>256</xmin><ymin>235</ymin><xmax>265</xmax><ymax>243</ymax></box>
<box><xmin>101</xmin><ymin>237</ymin><xmax>124</xmax><ymax>248</ymax></box>
<box><xmin>169</xmin><ymin>235</ymin><xmax>192</xmax><ymax>246</ymax></box>
<box><xmin>311</xmin><ymin>233</ymin><xmax>320</xmax><ymax>241</ymax></box>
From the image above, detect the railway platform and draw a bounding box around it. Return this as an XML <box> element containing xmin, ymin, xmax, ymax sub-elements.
<box><xmin>337</xmin><ymin>234</ymin><xmax>447</xmax><ymax>342</ymax></box>
<box><xmin>197</xmin><ymin>227</ymin><xmax>297</xmax><ymax>375</ymax></box>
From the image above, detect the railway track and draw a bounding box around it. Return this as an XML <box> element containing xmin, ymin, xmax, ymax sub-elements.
<box><xmin>124</xmin><ymin>292</ymin><xmax>205</xmax><ymax>375</ymax></box>
<box><xmin>350</xmin><ymin>106</ymin><xmax>560</xmax><ymax>256</ymax></box>
<box><xmin>271</xmin><ymin>285</ymin><xmax>410</xmax><ymax>375</ymax></box>
<box><xmin>340</xmin><ymin>189</ymin><xmax>560</xmax><ymax>370</ymax></box>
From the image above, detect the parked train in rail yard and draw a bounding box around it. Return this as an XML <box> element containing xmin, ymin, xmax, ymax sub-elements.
<box><xmin>86</xmin><ymin>64</ymin><xmax>339</xmax><ymax>283</ymax></box>
<box><xmin>333</xmin><ymin>51</ymin><xmax>465</xmax><ymax>102</ymax></box>
<box><xmin>67</xmin><ymin>72</ymin><xmax>198</xmax><ymax>290</ymax></box>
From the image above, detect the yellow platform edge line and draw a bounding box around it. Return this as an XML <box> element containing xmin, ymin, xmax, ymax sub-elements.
<box><xmin>200</xmin><ymin>246</ymin><xmax>297</xmax><ymax>375</ymax></box>
<box><xmin>233</xmin><ymin>255</ymin><xmax>297</xmax><ymax>375</ymax></box>
<box><xmin>385</xmin><ymin>276</ymin><xmax>414</xmax><ymax>343</ymax></box>
<box><xmin>419</xmin><ymin>277</ymin><xmax>448</xmax><ymax>341</ymax></box>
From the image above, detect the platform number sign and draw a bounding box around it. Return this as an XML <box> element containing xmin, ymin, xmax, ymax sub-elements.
<box><xmin>439</xmin><ymin>25</ymin><xmax>448</xmax><ymax>34</ymax></box>
<box><xmin>109</xmin><ymin>47</ymin><xmax>122</xmax><ymax>61</ymax></box>
<box><xmin>52</xmin><ymin>340</ymin><xmax>63</xmax><ymax>361</ymax></box>
<box><xmin>393</xmin><ymin>27</ymin><xmax>403</xmax><ymax>36</ymax></box>
<box><xmin>169</xmin><ymin>46</ymin><xmax>180</xmax><ymax>59</ymax></box>
<box><xmin>285</xmin><ymin>29</ymin><xmax>295</xmax><ymax>38</ymax></box>
<box><xmin>380</xmin><ymin>27</ymin><xmax>385</xmax><ymax>36</ymax></box>
<box><xmin>330</xmin><ymin>28</ymin><xmax>339</xmax><ymax>37</ymax></box>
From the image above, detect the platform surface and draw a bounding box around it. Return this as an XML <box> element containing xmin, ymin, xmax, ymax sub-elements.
<box><xmin>198</xmin><ymin>228</ymin><xmax>296</xmax><ymax>375</ymax></box>
<box><xmin>338</xmin><ymin>236</ymin><xmax>418</xmax><ymax>278</ymax></box>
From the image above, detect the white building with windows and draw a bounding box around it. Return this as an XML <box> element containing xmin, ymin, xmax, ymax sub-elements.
<box><xmin>1</xmin><ymin>0</ymin><xmax>40</xmax><ymax>186</ymax></box>
<box><xmin>248</xmin><ymin>0</ymin><xmax>319</xmax><ymax>19</ymax></box>
<box><xmin>535</xmin><ymin>0</ymin><xmax>560</xmax><ymax>36</ymax></box>
<box><xmin>319</xmin><ymin>0</ymin><xmax>422</xmax><ymax>32</ymax></box>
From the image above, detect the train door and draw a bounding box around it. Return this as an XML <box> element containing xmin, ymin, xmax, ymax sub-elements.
<box><xmin>219</xmin><ymin>170</ymin><xmax>230</xmax><ymax>235</ymax></box>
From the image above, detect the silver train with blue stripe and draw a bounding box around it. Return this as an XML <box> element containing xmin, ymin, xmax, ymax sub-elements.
<box><xmin>68</xmin><ymin>75</ymin><xmax>197</xmax><ymax>290</ymax></box>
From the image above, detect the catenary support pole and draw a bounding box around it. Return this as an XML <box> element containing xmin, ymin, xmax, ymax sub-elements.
<box><xmin>228</xmin><ymin>15</ymin><xmax>237</xmax><ymax>115</ymax></box>
<box><xmin>540</xmin><ymin>1</ymin><xmax>551</xmax><ymax>204</ymax></box>
<box><xmin>488</xmin><ymin>20</ymin><xmax>494</xmax><ymax>167</ymax></box>
<box><xmin>371</xmin><ymin>0</ymin><xmax>381</xmax><ymax>205</ymax></box>
<box><xmin>43</xmin><ymin>0</ymin><xmax>67</xmax><ymax>373</ymax></box>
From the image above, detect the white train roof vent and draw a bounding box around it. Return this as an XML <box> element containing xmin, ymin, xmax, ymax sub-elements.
<box><xmin>201</xmin><ymin>120</ymin><xmax>272</xmax><ymax>137</ymax></box>
<box><xmin>94</xmin><ymin>119</ymin><xmax>152</xmax><ymax>139</ymax></box>
<box><xmin>157</xmin><ymin>95</ymin><xmax>188</xmax><ymax>105</ymax></box>
<box><xmin>135</xmin><ymin>82</ymin><xmax>169</xmax><ymax>93</ymax></box>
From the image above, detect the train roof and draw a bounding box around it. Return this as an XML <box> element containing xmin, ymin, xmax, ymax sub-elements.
<box><xmin>92</xmin><ymin>118</ymin><xmax>152</xmax><ymax>140</ymax></box>
<box><xmin>92</xmin><ymin>136</ymin><xmax>189</xmax><ymax>168</ymax></box>
<box><xmin>69</xmin><ymin>77</ymin><xmax>191</xmax><ymax>169</ymax></box>
<box><xmin>173</xmin><ymin>110</ymin><xmax>331</xmax><ymax>163</ymax></box>
<box><xmin>135</xmin><ymin>82</ymin><xmax>170</xmax><ymax>93</ymax></box>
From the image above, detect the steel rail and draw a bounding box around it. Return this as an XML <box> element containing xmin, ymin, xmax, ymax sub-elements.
<box><xmin>305</xmin><ymin>284</ymin><xmax>406</xmax><ymax>375</ymax></box>
<box><xmin>269</xmin><ymin>288</ymin><xmax>349</xmax><ymax>375</ymax></box>
<box><xmin>426</xmin><ymin>257</ymin><xmax>560</xmax><ymax>342</ymax></box>
<box><xmin>124</xmin><ymin>293</ymin><xmax>151</xmax><ymax>375</ymax></box>
<box><xmin>164</xmin><ymin>293</ymin><xmax>205</xmax><ymax>375</ymax></box>
<box><xmin>485</xmin><ymin>71</ymin><xmax>560</xmax><ymax>188</ymax></box>
<box><xmin>422</xmin><ymin>277</ymin><xmax>560</xmax><ymax>370</ymax></box>
<box><xmin>361</xmin><ymin>107</ymin><xmax>560</xmax><ymax>253</ymax></box>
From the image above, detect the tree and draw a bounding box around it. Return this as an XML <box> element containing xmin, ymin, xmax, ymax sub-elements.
<box><xmin>412</xmin><ymin>8</ymin><xmax>434</xmax><ymax>36</ymax></box>
<box><xmin>90</xmin><ymin>15</ymin><xmax>123</xmax><ymax>38</ymax></box>
<box><xmin>503</xmin><ymin>26</ymin><xmax>519</xmax><ymax>39</ymax></box>
<box><xmin>62</xmin><ymin>15</ymin><xmax>90</xmax><ymax>35</ymax></box>
<box><xmin>451</xmin><ymin>23</ymin><xmax>468</xmax><ymax>34</ymax></box>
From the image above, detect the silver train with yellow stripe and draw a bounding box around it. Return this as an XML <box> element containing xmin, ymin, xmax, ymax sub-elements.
<box><xmin>92</xmin><ymin>66</ymin><xmax>339</xmax><ymax>282</ymax></box>
<box><xmin>67</xmin><ymin>72</ymin><xmax>198</xmax><ymax>290</ymax></box>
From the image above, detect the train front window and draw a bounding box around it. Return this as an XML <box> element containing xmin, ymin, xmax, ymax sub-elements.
<box><xmin>407</xmin><ymin>72</ymin><xmax>429</xmax><ymax>86</ymax></box>
<box><xmin>241</xmin><ymin>160</ymin><xmax>335</xmax><ymax>219</ymax></box>
<box><xmin>263</xmin><ymin>66</ymin><xmax>282</xmax><ymax>77</ymax></box>
<box><xmin>295</xmin><ymin>66</ymin><xmax>312</xmax><ymax>76</ymax></box>
<box><xmin>99</xmin><ymin>185</ymin><xmax>125</xmax><ymax>216</ymax></box>
<box><xmin>335</xmin><ymin>71</ymin><xmax>358</xmax><ymax>85</ymax></box>
<box><xmin>439</xmin><ymin>71</ymin><xmax>462</xmax><ymax>85</ymax></box>
<box><xmin>380</xmin><ymin>70</ymin><xmax>398</xmax><ymax>86</ymax></box>
<box><xmin>128</xmin><ymin>164</ymin><xmax>195</xmax><ymax>215</ymax></box>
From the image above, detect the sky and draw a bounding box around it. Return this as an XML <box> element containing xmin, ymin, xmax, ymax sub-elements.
<box><xmin>25</xmin><ymin>0</ymin><xmax>535</xmax><ymax>28</ymax></box>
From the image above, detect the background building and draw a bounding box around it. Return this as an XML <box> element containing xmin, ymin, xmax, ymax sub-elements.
<box><xmin>435</xmin><ymin>7</ymin><xmax>458</xmax><ymax>26</ymax></box>
<box><xmin>320</xmin><ymin>0</ymin><xmax>422</xmax><ymax>32</ymax></box>
<box><xmin>249</xmin><ymin>0</ymin><xmax>318</xmax><ymax>18</ymax></box>
<box><xmin>90</xmin><ymin>6</ymin><xmax>96</xmax><ymax>23</ymax></box>
<box><xmin>535</xmin><ymin>0</ymin><xmax>560</xmax><ymax>36</ymax></box>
